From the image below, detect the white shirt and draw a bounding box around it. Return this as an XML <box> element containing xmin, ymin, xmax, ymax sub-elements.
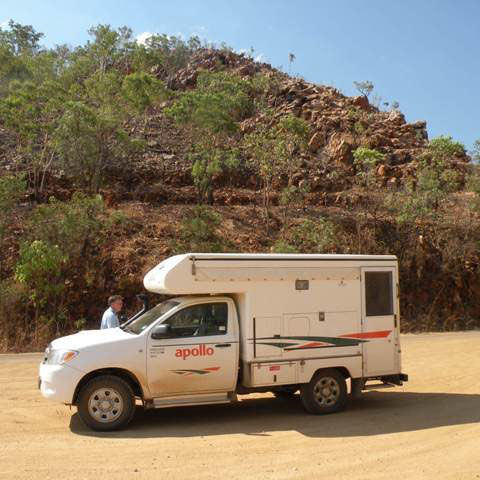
<box><xmin>100</xmin><ymin>307</ymin><xmax>119</xmax><ymax>329</ymax></box>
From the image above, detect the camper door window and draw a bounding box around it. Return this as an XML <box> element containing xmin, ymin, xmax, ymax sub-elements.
<box><xmin>365</xmin><ymin>271</ymin><xmax>394</xmax><ymax>316</ymax></box>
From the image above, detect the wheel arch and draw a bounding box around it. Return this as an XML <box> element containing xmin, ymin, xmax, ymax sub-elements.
<box><xmin>311</xmin><ymin>366</ymin><xmax>351</xmax><ymax>381</ymax></box>
<box><xmin>72</xmin><ymin>368</ymin><xmax>144</xmax><ymax>405</ymax></box>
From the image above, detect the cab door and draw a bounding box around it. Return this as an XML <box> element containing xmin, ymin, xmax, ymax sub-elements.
<box><xmin>361</xmin><ymin>267</ymin><xmax>399</xmax><ymax>376</ymax></box>
<box><xmin>146</xmin><ymin>300</ymin><xmax>238</xmax><ymax>397</ymax></box>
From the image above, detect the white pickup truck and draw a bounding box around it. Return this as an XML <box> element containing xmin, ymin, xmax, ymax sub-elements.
<box><xmin>39</xmin><ymin>253</ymin><xmax>408</xmax><ymax>431</ymax></box>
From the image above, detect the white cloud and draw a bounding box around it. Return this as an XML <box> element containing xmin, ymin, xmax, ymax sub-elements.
<box><xmin>0</xmin><ymin>20</ymin><xmax>9</xmax><ymax>30</ymax></box>
<box><xmin>255</xmin><ymin>53</ymin><xmax>265</xmax><ymax>62</ymax></box>
<box><xmin>136</xmin><ymin>31</ymin><xmax>153</xmax><ymax>45</ymax></box>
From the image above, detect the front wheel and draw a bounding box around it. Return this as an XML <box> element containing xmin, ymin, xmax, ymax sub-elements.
<box><xmin>77</xmin><ymin>375</ymin><xmax>136</xmax><ymax>431</ymax></box>
<box><xmin>300</xmin><ymin>369</ymin><xmax>347</xmax><ymax>414</ymax></box>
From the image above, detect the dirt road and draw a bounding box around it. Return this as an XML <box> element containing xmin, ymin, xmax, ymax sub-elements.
<box><xmin>1</xmin><ymin>332</ymin><xmax>479</xmax><ymax>480</ymax></box>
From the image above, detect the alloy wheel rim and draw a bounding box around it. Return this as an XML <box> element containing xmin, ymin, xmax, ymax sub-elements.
<box><xmin>312</xmin><ymin>376</ymin><xmax>340</xmax><ymax>407</ymax></box>
<box><xmin>88</xmin><ymin>387</ymin><xmax>124</xmax><ymax>423</ymax></box>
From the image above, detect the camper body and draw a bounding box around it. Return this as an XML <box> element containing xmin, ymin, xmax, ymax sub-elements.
<box><xmin>39</xmin><ymin>254</ymin><xmax>407</xmax><ymax>431</ymax></box>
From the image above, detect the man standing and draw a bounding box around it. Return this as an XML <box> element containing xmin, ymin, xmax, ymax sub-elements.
<box><xmin>100</xmin><ymin>295</ymin><xmax>124</xmax><ymax>329</ymax></box>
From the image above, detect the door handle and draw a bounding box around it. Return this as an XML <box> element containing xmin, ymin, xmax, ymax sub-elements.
<box><xmin>215</xmin><ymin>343</ymin><xmax>231</xmax><ymax>348</ymax></box>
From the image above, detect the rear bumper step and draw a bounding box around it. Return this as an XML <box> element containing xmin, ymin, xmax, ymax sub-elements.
<box><xmin>379</xmin><ymin>373</ymin><xmax>408</xmax><ymax>386</ymax></box>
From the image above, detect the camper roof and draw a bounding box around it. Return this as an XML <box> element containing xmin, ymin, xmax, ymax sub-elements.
<box><xmin>143</xmin><ymin>253</ymin><xmax>398</xmax><ymax>295</ymax></box>
<box><xmin>183</xmin><ymin>253</ymin><xmax>397</xmax><ymax>261</ymax></box>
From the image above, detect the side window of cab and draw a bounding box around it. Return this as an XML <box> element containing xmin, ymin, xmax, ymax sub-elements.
<box><xmin>162</xmin><ymin>303</ymin><xmax>228</xmax><ymax>338</ymax></box>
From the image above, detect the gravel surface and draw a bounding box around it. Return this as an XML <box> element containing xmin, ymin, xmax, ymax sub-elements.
<box><xmin>1</xmin><ymin>332</ymin><xmax>479</xmax><ymax>479</ymax></box>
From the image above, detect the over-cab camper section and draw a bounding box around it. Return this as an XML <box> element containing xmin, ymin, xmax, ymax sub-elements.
<box><xmin>144</xmin><ymin>253</ymin><xmax>404</xmax><ymax>387</ymax></box>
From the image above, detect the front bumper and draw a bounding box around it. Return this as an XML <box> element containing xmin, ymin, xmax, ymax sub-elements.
<box><xmin>38</xmin><ymin>362</ymin><xmax>85</xmax><ymax>404</ymax></box>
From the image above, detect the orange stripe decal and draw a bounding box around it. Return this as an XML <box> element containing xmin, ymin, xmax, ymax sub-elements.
<box><xmin>340</xmin><ymin>330</ymin><xmax>392</xmax><ymax>339</ymax></box>
<box><xmin>298</xmin><ymin>341</ymin><xmax>331</xmax><ymax>348</ymax></box>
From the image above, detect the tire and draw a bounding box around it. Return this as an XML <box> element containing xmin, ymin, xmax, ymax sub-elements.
<box><xmin>300</xmin><ymin>369</ymin><xmax>347</xmax><ymax>415</ymax></box>
<box><xmin>273</xmin><ymin>386</ymin><xmax>298</xmax><ymax>399</ymax></box>
<box><xmin>77</xmin><ymin>375</ymin><xmax>136</xmax><ymax>431</ymax></box>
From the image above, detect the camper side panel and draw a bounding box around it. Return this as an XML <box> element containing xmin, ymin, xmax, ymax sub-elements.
<box><xmin>238</xmin><ymin>273</ymin><xmax>364</xmax><ymax>387</ymax></box>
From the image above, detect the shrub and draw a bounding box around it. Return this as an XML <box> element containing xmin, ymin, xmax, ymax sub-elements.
<box><xmin>273</xmin><ymin>218</ymin><xmax>337</xmax><ymax>253</ymax></box>
<box><xmin>173</xmin><ymin>206</ymin><xmax>229</xmax><ymax>253</ymax></box>
<box><xmin>353</xmin><ymin>147</ymin><xmax>384</xmax><ymax>188</ymax></box>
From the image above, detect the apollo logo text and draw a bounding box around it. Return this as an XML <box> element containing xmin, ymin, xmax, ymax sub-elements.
<box><xmin>175</xmin><ymin>344</ymin><xmax>214</xmax><ymax>360</ymax></box>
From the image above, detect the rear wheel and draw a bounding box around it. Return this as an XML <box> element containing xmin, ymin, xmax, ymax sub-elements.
<box><xmin>300</xmin><ymin>369</ymin><xmax>347</xmax><ymax>414</ymax></box>
<box><xmin>77</xmin><ymin>375</ymin><xmax>136</xmax><ymax>431</ymax></box>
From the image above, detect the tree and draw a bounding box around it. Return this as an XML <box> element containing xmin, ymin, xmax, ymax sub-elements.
<box><xmin>141</xmin><ymin>34</ymin><xmax>201</xmax><ymax>77</ymax></box>
<box><xmin>353</xmin><ymin>147</ymin><xmax>385</xmax><ymax>188</ymax></box>
<box><xmin>352</xmin><ymin>147</ymin><xmax>385</xmax><ymax>251</ymax></box>
<box><xmin>15</xmin><ymin>193</ymin><xmax>114</xmax><ymax>338</ymax></box>
<box><xmin>387</xmin><ymin>136</ymin><xmax>464</xmax><ymax>224</ymax></box>
<box><xmin>167</xmin><ymin>71</ymin><xmax>253</xmax><ymax>202</ymax></box>
<box><xmin>15</xmin><ymin>240</ymin><xmax>66</xmax><ymax>340</ymax></box>
<box><xmin>276</xmin><ymin>115</ymin><xmax>310</xmax><ymax>230</ymax></box>
<box><xmin>353</xmin><ymin>80</ymin><xmax>374</xmax><ymax>98</ymax></box>
<box><xmin>243</xmin><ymin>115</ymin><xmax>310</xmax><ymax>234</ymax></box>
<box><xmin>85</xmin><ymin>24</ymin><xmax>134</xmax><ymax>73</ymax></box>
<box><xmin>0</xmin><ymin>20</ymin><xmax>44</xmax><ymax>57</ymax></box>
<box><xmin>121</xmin><ymin>71</ymin><xmax>168</xmax><ymax>132</ymax></box>
<box><xmin>54</xmin><ymin>68</ymin><xmax>151</xmax><ymax>191</ymax></box>
<box><xmin>0</xmin><ymin>80</ymin><xmax>65</xmax><ymax>199</ymax></box>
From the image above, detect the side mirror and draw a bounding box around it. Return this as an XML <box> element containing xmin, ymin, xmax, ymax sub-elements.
<box><xmin>151</xmin><ymin>324</ymin><xmax>171</xmax><ymax>340</ymax></box>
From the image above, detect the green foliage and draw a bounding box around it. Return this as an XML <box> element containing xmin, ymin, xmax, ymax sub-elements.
<box><xmin>190</xmin><ymin>146</ymin><xmax>223</xmax><ymax>203</ymax></box>
<box><xmin>244</xmin><ymin>114</ymin><xmax>310</xmax><ymax>232</ymax></box>
<box><xmin>84</xmin><ymin>24</ymin><xmax>135</xmax><ymax>73</ymax></box>
<box><xmin>0</xmin><ymin>20</ymin><xmax>44</xmax><ymax>57</ymax></box>
<box><xmin>27</xmin><ymin>193</ymin><xmax>106</xmax><ymax>260</ymax></box>
<box><xmin>0</xmin><ymin>174</ymin><xmax>26</xmax><ymax>239</ymax></box>
<box><xmin>140</xmin><ymin>34</ymin><xmax>201</xmax><ymax>76</ymax></box>
<box><xmin>13</xmin><ymin>193</ymin><xmax>114</xmax><ymax>333</ymax></box>
<box><xmin>15</xmin><ymin>240</ymin><xmax>66</xmax><ymax>307</ymax></box>
<box><xmin>54</xmin><ymin>99</ymin><xmax>141</xmax><ymax>192</ymax></box>
<box><xmin>167</xmin><ymin>71</ymin><xmax>253</xmax><ymax>134</ymax></box>
<box><xmin>167</xmin><ymin>71</ymin><xmax>255</xmax><ymax>201</ymax></box>
<box><xmin>387</xmin><ymin>137</ymin><xmax>464</xmax><ymax>224</ymax></box>
<box><xmin>0</xmin><ymin>79</ymin><xmax>66</xmax><ymax>197</ymax></box>
<box><xmin>428</xmin><ymin>135</ymin><xmax>465</xmax><ymax>160</ymax></box>
<box><xmin>173</xmin><ymin>206</ymin><xmax>229</xmax><ymax>253</ymax></box>
<box><xmin>353</xmin><ymin>80</ymin><xmax>374</xmax><ymax>98</ymax></box>
<box><xmin>122</xmin><ymin>72</ymin><xmax>167</xmax><ymax>113</ymax></box>
<box><xmin>273</xmin><ymin>218</ymin><xmax>337</xmax><ymax>253</ymax></box>
<box><xmin>353</xmin><ymin>147</ymin><xmax>384</xmax><ymax>187</ymax></box>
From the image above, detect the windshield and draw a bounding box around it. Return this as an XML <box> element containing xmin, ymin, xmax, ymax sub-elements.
<box><xmin>127</xmin><ymin>300</ymin><xmax>179</xmax><ymax>334</ymax></box>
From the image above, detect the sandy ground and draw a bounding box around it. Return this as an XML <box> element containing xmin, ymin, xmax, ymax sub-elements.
<box><xmin>0</xmin><ymin>332</ymin><xmax>479</xmax><ymax>480</ymax></box>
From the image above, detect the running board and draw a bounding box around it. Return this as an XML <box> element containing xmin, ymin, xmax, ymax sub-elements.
<box><xmin>152</xmin><ymin>392</ymin><xmax>232</xmax><ymax>409</ymax></box>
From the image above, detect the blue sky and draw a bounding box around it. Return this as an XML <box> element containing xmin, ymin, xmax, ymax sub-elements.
<box><xmin>1</xmin><ymin>0</ymin><xmax>479</xmax><ymax>150</ymax></box>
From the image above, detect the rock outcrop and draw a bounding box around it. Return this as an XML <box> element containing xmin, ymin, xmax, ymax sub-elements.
<box><xmin>153</xmin><ymin>49</ymin><xmax>469</xmax><ymax>190</ymax></box>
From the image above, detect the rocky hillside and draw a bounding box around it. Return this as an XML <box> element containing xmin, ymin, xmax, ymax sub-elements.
<box><xmin>0</xmin><ymin>24</ymin><xmax>478</xmax><ymax>351</ymax></box>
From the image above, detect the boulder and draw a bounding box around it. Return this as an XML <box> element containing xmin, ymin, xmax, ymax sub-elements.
<box><xmin>325</xmin><ymin>132</ymin><xmax>355</xmax><ymax>165</ymax></box>
<box><xmin>352</xmin><ymin>95</ymin><xmax>370</xmax><ymax>110</ymax></box>
<box><xmin>308</xmin><ymin>131</ymin><xmax>325</xmax><ymax>153</ymax></box>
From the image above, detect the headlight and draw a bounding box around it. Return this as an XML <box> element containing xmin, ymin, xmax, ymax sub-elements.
<box><xmin>44</xmin><ymin>349</ymin><xmax>79</xmax><ymax>365</ymax></box>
